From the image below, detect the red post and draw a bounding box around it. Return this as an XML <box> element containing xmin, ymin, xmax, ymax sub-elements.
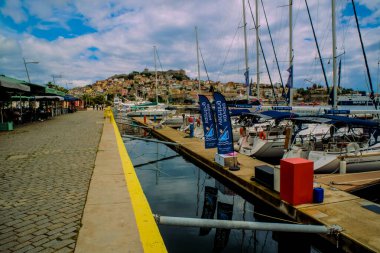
<box><xmin>144</xmin><ymin>115</ymin><xmax>147</xmax><ymax>123</ymax></box>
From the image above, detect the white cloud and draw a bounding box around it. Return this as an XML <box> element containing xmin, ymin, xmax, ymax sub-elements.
<box><xmin>0</xmin><ymin>0</ymin><xmax>28</xmax><ymax>24</ymax></box>
<box><xmin>0</xmin><ymin>0</ymin><xmax>379</xmax><ymax>94</ymax></box>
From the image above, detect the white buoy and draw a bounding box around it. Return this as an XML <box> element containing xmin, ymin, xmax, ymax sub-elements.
<box><xmin>339</xmin><ymin>160</ymin><xmax>347</xmax><ymax>174</ymax></box>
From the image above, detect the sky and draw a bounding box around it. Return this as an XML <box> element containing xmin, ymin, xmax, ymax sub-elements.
<box><xmin>0</xmin><ymin>0</ymin><xmax>379</xmax><ymax>93</ymax></box>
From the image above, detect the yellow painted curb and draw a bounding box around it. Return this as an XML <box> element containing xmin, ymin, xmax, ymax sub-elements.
<box><xmin>111</xmin><ymin>112</ymin><xmax>167</xmax><ymax>253</ymax></box>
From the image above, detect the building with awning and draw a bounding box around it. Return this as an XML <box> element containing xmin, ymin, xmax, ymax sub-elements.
<box><xmin>0</xmin><ymin>75</ymin><xmax>73</xmax><ymax>129</ymax></box>
<box><xmin>27</xmin><ymin>82</ymin><xmax>46</xmax><ymax>95</ymax></box>
<box><xmin>0</xmin><ymin>75</ymin><xmax>31</xmax><ymax>102</ymax></box>
<box><xmin>44</xmin><ymin>87</ymin><xmax>66</xmax><ymax>97</ymax></box>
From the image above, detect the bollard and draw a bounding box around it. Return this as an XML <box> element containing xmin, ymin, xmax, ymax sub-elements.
<box><xmin>339</xmin><ymin>160</ymin><xmax>346</xmax><ymax>174</ymax></box>
<box><xmin>144</xmin><ymin>115</ymin><xmax>147</xmax><ymax>124</ymax></box>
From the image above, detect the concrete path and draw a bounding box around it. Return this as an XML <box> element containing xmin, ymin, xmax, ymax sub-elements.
<box><xmin>75</xmin><ymin>116</ymin><xmax>143</xmax><ymax>253</ymax></box>
<box><xmin>0</xmin><ymin>111</ymin><xmax>103</xmax><ymax>253</ymax></box>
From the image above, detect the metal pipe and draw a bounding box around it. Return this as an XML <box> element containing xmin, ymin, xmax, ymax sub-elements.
<box><xmin>154</xmin><ymin>215</ymin><xmax>341</xmax><ymax>234</ymax></box>
<box><xmin>122</xmin><ymin>135</ymin><xmax>180</xmax><ymax>146</ymax></box>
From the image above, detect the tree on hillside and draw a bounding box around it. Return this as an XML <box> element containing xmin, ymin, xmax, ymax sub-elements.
<box><xmin>46</xmin><ymin>82</ymin><xmax>68</xmax><ymax>93</ymax></box>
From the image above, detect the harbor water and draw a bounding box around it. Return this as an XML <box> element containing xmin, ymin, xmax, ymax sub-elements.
<box><xmin>119</xmin><ymin>119</ymin><xmax>336</xmax><ymax>253</ymax></box>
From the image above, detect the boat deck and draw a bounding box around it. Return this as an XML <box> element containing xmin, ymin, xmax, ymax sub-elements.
<box><xmin>132</xmin><ymin>117</ymin><xmax>380</xmax><ymax>253</ymax></box>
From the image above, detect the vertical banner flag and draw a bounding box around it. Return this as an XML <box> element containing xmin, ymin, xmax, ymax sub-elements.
<box><xmin>198</xmin><ymin>95</ymin><xmax>218</xmax><ymax>148</ymax></box>
<box><xmin>338</xmin><ymin>59</ymin><xmax>342</xmax><ymax>89</ymax></box>
<box><xmin>285</xmin><ymin>65</ymin><xmax>293</xmax><ymax>103</ymax></box>
<box><xmin>213</xmin><ymin>92</ymin><xmax>234</xmax><ymax>154</ymax></box>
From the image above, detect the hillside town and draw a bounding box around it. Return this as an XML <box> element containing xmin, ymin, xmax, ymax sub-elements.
<box><xmin>69</xmin><ymin>69</ymin><xmax>359</xmax><ymax>106</ymax></box>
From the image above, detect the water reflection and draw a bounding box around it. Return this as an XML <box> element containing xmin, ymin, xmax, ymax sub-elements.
<box><xmin>123</xmin><ymin>135</ymin><xmax>276</xmax><ymax>252</ymax></box>
<box><xmin>120</xmin><ymin>119</ymin><xmax>330</xmax><ymax>253</ymax></box>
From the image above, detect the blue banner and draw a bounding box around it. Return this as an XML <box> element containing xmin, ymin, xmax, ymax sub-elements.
<box><xmin>198</xmin><ymin>95</ymin><xmax>218</xmax><ymax>148</ymax></box>
<box><xmin>213</xmin><ymin>92</ymin><xmax>234</xmax><ymax>154</ymax></box>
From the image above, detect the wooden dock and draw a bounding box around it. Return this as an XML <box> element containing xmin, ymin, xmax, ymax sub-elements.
<box><xmin>130</xmin><ymin>117</ymin><xmax>380</xmax><ymax>253</ymax></box>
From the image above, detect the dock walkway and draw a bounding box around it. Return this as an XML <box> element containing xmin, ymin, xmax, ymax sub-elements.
<box><xmin>133</xmin><ymin>117</ymin><xmax>380</xmax><ymax>253</ymax></box>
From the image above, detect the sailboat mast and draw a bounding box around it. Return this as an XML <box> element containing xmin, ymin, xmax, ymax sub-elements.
<box><xmin>154</xmin><ymin>46</ymin><xmax>158</xmax><ymax>104</ymax></box>
<box><xmin>195</xmin><ymin>26</ymin><xmax>201</xmax><ymax>93</ymax></box>
<box><xmin>255</xmin><ymin>0</ymin><xmax>260</xmax><ymax>100</ymax></box>
<box><xmin>332</xmin><ymin>0</ymin><xmax>338</xmax><ymax>109</ymax></box>
<box><xmin>242</xmin><ymin>0</ymin><xmax>249</xmax><ymax>100</ymax></box>
<box><xmin>351</xmin><ymin>0</ymin><xmax>377</xmax><ymax>109</ymax></box>
<box><xmin>289</xmin><ymin>0</ymin><xmax>293</xmax><ymax>106</ymax></box>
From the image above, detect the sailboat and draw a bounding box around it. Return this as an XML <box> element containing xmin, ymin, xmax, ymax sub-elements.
<box><xmin>126</xmin><ymin>46</ymin><xmax>176</xmax><ymax>119</ymax></box>
<box><xmin>283</xmin><ymin>115</ymin><xmax>380</xmax><ymax>173</ymax></box>
<box><xmin>283</xmin><ymin>0</ymin><xmax>380</xmax><ymax>173</ymax></box>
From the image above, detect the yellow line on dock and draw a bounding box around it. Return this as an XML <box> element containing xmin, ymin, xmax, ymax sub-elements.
<box><xmin>111</xmin><ymin>113</ymin><xmax>167</xmax><ymax>253</ymax></box>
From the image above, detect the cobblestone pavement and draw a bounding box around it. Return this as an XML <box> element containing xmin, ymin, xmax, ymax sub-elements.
<box><xmin>0</xmin><ymin>110</ymin><xmax>104</xmax><ymax>253</ymax></box>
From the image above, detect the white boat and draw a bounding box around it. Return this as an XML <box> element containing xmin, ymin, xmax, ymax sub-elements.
<box><xmin>234</xmin><ymin>111</ymin><xmax>299</xmax><ymax>159</ymax></box>
<box><xmin>337</xmin><ymin>94</ymin><xmax>376</xmax><ymax>107</ymax></box>
<box><xmin>283</xmin><ymin>115</ymin><xmax>380</xmax><ymax>173</ymax></box>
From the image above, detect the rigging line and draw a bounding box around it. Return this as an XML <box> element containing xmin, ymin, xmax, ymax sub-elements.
<box><xmin>248</xmin><ymin>0</ymin><xmax>278</xmax><ymax>105</ymax></box>
<box><xmin>218</xmin><ymin>20</ymin><xmax>241</xmax><ymax>80</ymax></box>
<box><xmin>260</xmin><ymin>0</ymin><xmax>286</xmax><ymax>98</ymax></box>
<box><xmin>377</xmin><ymin>59</ymin><xmax>380</xmax><ymax>95</ymax></box>
<box><xmin>155</xmin><ymin>48</ymin><xmax>164</xmax><ymax>73</ymax></box>
<box><xmin>304</xmin><ymin>0</ymin><xmax>330</xmax><ymax>95</ymax></box>
<box><xmin>351</xmin><ymin>0</ymin><xmax>377</xmax><ymax>109</ymax></box>
<box><xmin>199</xmin><ymin>47</ymin><xmax>210</xmax><ymax>81</ymax></box>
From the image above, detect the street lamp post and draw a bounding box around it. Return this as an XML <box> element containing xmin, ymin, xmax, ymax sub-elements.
<box><xmin>23</xmin><ymin>58</ymin><xmax>39</xmax><ymax>83</ymax></box>
<box><xmin>51</xmin><ymin>74</ymin><xmax>63</xmax><ymax>85</ymax></box>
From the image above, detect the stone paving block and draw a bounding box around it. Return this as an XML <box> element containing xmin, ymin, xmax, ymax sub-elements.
<box><xmin>13</xmin><ymin>244</ymin><xmax>35</xmax><ymax>253</ymax></box>
<box><xmin>18</xmin><ymin>227</ymin><xmax>38</xmax><ymax>237</ymax></box>
<box><xmin>17</xmin><ymin>233</ymin><xmax>34</xmax><ymax>243</ymax></box>
<box><xmin>61</xmin><ymin>225</ymin><xmax>78</xmax><ymax>235</ymax></box>
<box><xmin>11</xmin><ymin>241</ymin><xmax>33</xmax><ymax>251</ymax></box>
<box><xmin>0</xmin><ymin>226</ymin><xmax>15</xmax><ymax>233</ymax></box>
<box><xmin>5</xmin><ymin>219</ymin><xmax>23</xmax><ymax>227</ymax></box>
<box><xmin>37</xmin><ymin>247</ymin><xmax>56</xmax><ymax>253</ymax></box>
<box><xmin>59</xmin><ymin>231</ymin><xmax>77</xmax><ymax>240</ymax></box>
<box><xmin>25</xmin><ymin>246</ymin><xmax>45</xmax><ymax>253</ymax></box>
<box><xmin>47</xmin><ymin>222</ymin><xmax>65</xmax><ymax>231</ymax></box>
<box><xmin>0</xmin><ymin>241</ymin><xmax>19</xmax><ymax>251</ymax></box>
<box><xmin>0</xmin><ymin>111</ymin><xmax>103</xmax><ymax>253</ymax></box>
<box><xmin>33</xmin><ymin>228</ymin><xmax>49</xmax><ymax>236</ymax></box>
<box><xmin>13</xmin><ymin>219</ymin><xmax>34</xmax><ymax>229</ymax></box>
<box><xmin>47</xmin><ymin>227</ymin><xmax>66</xmax><ymax>236</ymax></box>
<box><xmin>30</xmin><ymin>234</ymin><xmax>47</xmax><ymax>244</ymax></box>
<box><xmin>55</xmin><ymin>247</ymin><xmax>74</xmax><ymax>253</ymax></box>
<box><xmin>52</xmin><ymin>239</ymin><xmax>76</xmax><ymax>250</ymax></box>
<box><xmin>0</xmin><ymin>234</ymin><xmax>17</xmax><ymax>244</ymax></box>
<box><xmin>15</xmin><ymin>223</ymin><xmax>36</xmax><ymax>233</ymax></box>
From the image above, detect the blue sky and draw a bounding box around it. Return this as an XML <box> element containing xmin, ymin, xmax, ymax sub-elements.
<box><xmin>0</xmin><ymin>0</ymin><xmax>379</xmax><ymax>93</ymax></box>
